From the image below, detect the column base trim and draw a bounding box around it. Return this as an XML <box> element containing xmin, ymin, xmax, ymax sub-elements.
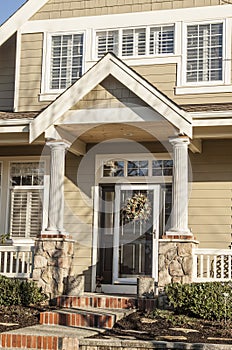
<box><xmin>166</xmin><ymin>228</ymin><xmax>192</xmax><ymax>237</ymax></box>
<box><xmin>40</xmin><ymin>230</ymin><xmax>72</xmax><ymax>240</ymax></box>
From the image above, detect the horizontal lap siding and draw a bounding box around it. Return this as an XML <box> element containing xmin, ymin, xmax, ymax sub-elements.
<box><xmin>189</xmin><ymin>140</ymin><xmax>232</xmax><ymax>249</ymax></box>
<box><xmin>64</xmin><ymin>152</ymin><xmax>93</xmax><ymax>291</ymax></box>
<box><xmin>0</xmin><ymin>35</ymin><xmax>16</xmax><ymax>111</ymax></box>
<box><xmin>30</xmin><ymin>0</ymin><xmax>220</xmax><ymax>20</ymax></box>
<box><xmin>18</xmin><ymin>33</ymin><xmax>48</xmax><ymax>112</ymax></box>
<box><xmin>133</xmin><ymin>65</ymin><xmax>232</xmax><ymax>104</ymax></box>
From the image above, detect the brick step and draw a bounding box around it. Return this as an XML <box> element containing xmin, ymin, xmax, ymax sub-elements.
<box><xmin>40</xmin><ymin>307</ymin><xmax>132</xmax><ymax>329</ymax></box>
<box><xmin>56</xmin><ymin>294</ymin><xmax>137</xmax><ymax>309</ymax></box>
<box><xmin>0</xmin><ymin>324</ymin><xmax>97</xmax><ymax>350</ymax></box>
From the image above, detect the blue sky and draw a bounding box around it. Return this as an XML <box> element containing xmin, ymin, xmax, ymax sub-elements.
<box><xmin>0</xmin><ymin>0</ymin><xmax>27</xmax><ymax>25</ymax></box>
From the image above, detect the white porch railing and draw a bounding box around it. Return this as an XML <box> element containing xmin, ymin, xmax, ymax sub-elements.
<box><xmin>193</xmin><ymin>248</ymin><xmax>232</xmax><ymax>282</ymax></box>
<box><xmin>0</xmin><ymin>245</ymin><xmax>34</xmax><ymax>279</ymax></box>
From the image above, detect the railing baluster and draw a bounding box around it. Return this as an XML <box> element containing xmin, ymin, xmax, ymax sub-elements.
<box><xmin>15</xmin><ymin>252</ymin><xmax>19</xmax><ymax>275</ymax></box>
<box><xmin>229</xmin><ymin>254</ymin><xmax>232</xmax><ymax>279</ymax></box>
<box><xmin>206</xmin><ymin>255</ymin><xmax>210</xmax><ymax>278</ymax></box>
<box><xmin>9</xmin><ymin>252</ymin><xmax>13</xmax><ymax>274</ymax></box>
<box><xmin>21</xmin><ymin>252</ymin><xmax>25</xmax><ymax>273</ymax></box>
<box><xmin>213</xmin><ymin>256</ymin><xmax>217</xmax><ymax>279</ymax></box>
<box><xmin>221</xmin><ymin>255</ymin><xmax>224</xmax><ymax>279</ymax></box>
<box><xmin>200</xmin><ymin>255</ymin><xmax>203</xmax><ymax>278</ymax></box>
<box><xmin>3</xmin><ymin>252</ymin><xmax>7</xmax><ymax>274</ymax></box>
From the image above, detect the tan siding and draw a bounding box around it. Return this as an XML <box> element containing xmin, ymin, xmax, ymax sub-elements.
<box><xmin>30</xmin><ymin>0</ymin><xmax>220</xmax><ymax>20</ymax></box>
<box><xmin>0</xmin><ymin>35</ymin><xmax>16</xmax><ymax>111</ymax></box>
<box><xmin>18</xmin><ymin>33</ymin><xmax>48</xmax><ymax>112</ymax></box>
<box><xmin>64</xmin><ymin>152</ymin><xmax>93</xmax><ymax>291</ymax></box>
<box><xmin>189</xmin><ymin>140</ymin><xmax>232</xmax><ymax>249</ymax></box>
<box><xmin>133</xmin><ymin>64</ymin><xmax>232</xmax><ymax>105</ymax></box>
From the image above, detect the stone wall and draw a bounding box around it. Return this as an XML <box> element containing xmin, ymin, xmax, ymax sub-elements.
<box><xmin>158</xmin><ymin>240</ymin><xmax>199</xmax><ymax>287</ymax></box>
<box><xmin>32</xmin><ymin>236</ymin><xmax>83</xmax><ymax>299</ymax></box>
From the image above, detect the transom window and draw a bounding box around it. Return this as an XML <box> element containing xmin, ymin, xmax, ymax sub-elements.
<box><xmin>96</xmin><ymin>25</ymin><xmax>174</xmax><ymax>58</ymax></box>
<box><xmin>103</xmin><ymin>159</ymin><xmax>173</xmax><ymax>178</ymax></box>
<box><xmin>9</xmin><ymin>162</ymin><xmax>45</xmax><ymax>238</ymax></box>
<box><xmin>50</xmin><ymin>33</ymin><xmax>84</xmax><ymax>90</ymax></box>
<box><xmin>186</xmin><ymin>23</ymin><xmax>223</xmax><ymax>83</ymax></box>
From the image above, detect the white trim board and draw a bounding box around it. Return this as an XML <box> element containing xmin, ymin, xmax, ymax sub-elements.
<box><xmin>0</xmin><ymin>0</ymin><xmax>48</xmax><ymax>47</ymax></box>
<box><xmin>20</xmin><ymin>5</ymin><xmax>232</xmax><ymax>34</ymax></box>
<box><xmin>30</xmin><ymin>53</ymin><xmax>192</xmax><ymax>143</ymax></box>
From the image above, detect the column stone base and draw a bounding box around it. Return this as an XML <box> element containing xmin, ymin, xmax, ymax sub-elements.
<box><xmin>32</xmin><ymin>236</ymin><xmax>76</xmax><ymax>300</ymax></box>
<box><xmin>158</xmin><ymin>239</ymin><xmax>199</xmax><ymax>288</ymax></box>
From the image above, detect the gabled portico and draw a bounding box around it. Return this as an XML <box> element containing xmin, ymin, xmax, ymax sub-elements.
<box><xmin>30</xmin><ymin>53</ymin><xmax>196</xmax><ymax>296</ymax></box>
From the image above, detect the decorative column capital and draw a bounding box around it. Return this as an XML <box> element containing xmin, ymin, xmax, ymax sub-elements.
<box><xmin>46</xmin><ymin>139</ymin><xmax>71</xmax><ymax>150</ymax></box>
<box><xmin>169</xmin><ymin>136</ymin><xmax>190</xmax><ymax>147</ymax></box>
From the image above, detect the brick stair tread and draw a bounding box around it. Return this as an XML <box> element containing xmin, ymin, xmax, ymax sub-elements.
<box><xmin>53</xmin><ymin>307</ymin><xmax>130</xmax><ymax>317</ymax></box>
<box><xmin>0</xmin><ymin>324</ymin><xmax>99</xmax><ymax>349</ymax></box>
<box><xmin>1</xmin><ymin>324</ymin><xmax>99</xmax><ymax>338</ymax></box>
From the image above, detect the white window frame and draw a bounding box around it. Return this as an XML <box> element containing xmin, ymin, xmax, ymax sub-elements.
<box><xmin>95</xmin><ymin>24</ymin><xmax>175</xmax><ymax>60</ymax></box>
<box><xmin>95</xmin><ymin>153</ymin><xmax>173</xmax><ymax>185</ymax></box>
<box><xmin>0</xmin><ymin>157</ymin><xmax>49</xmax><ymax>243</ymax></box>
<box><xmin>176</xmin><ymin>18</ymin><xmax>232</xmax><ymax>94</ymax></box>
<box><xmin>40</xmin><ymin>31</ymin><xmax>86</xmax><ymax>98</ymax></box>
<box><xmin>8</xmin><ymin>159</ymin><xmax>49</xmax><ymax>241</ymax></box>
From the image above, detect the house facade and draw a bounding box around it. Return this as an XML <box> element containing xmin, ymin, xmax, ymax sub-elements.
<box><xmin>0</xmin><ymin>0</ymin><xmax>232</xmax><ymax>297</ymax></box>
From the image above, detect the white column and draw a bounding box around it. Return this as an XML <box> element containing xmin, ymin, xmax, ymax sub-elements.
<box><xmin>45</xmin><ymin>140</ymin><xmax>70</xmax><ymax>235</ymax></box>
<box><xmin>167</xmin><ymin>136</ymin><xmax>192</xmax><ymax>236</ymax></box>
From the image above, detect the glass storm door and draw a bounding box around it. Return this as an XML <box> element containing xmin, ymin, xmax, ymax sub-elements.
<box><xmin>113</xmin><ymin>184</ymin><xmax>160</xmax><ymax>284</ymax></box>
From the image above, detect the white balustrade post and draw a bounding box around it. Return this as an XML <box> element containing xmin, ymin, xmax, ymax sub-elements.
<box><xmin>166</xmin><ymin>136</ymin><xmax>192</xmax><ymax>237</ymax></box>
<box><xmin>45</xmin><ymin>140</ymin><xmax>70</xmax><ymax>235</ymax></box>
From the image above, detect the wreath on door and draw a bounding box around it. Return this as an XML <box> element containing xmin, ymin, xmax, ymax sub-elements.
<box><xmin>121</xmin><ymin>193</ymin><xmax>152</xmax><ymax>223</ymax></box>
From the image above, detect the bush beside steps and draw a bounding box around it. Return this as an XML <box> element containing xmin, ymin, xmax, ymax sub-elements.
<box><xmin>165</xmin><ymin>281</ymin><xmax>232</xmax><ymax>321</ymax></box>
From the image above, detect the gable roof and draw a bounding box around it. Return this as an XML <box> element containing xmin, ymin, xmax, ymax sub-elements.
<box><xmin>0</xmin><ymin>0</ymin><xmax>48</xmax><ymax>47</ymax></box>
<box><xmin>29</xmin><ymin>53</ymin><xmax>192</xmax><ymax>143</ymax></box>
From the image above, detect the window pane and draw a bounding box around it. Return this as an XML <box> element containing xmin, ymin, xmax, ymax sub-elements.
<box><xmin>127</xmin><ymin>161</ymin><xmax>148</xmax><ymax>176</ymax></box>
<box><xmin>186</xmin><ymin>23</ymin><xmax>223</xmax><ymax>82</ymax></box>
<box><xmin>103</xmin><ymin>161</ymin><xmax>124</xmax><ymax>177</ymax></box>
<box><xmin>122</xmin><ymin>29</ymin><xmax>134</xmax><ymax>56</ymax></box>
<box><xmin>150</xmin><ymin>25</ymin><xmax>174</xmax><ymax>55</ymax></box>
<box><xmin>97</xmin><ymin>31</ymin><xmax>118</xmax><ymax>58</ymax></box>
<box><xmin>152</xmin><ymin>160</ymin><xmax>173</xmax><ymax>176</ymax></box>
<box><xmin>50</xmin><ymin>34</ymin><xmax>84</xmax><ymax>90</ymax></box>
<box><xmin>10</xmin><ymin>163</ymin><xmax>45</xmax><ymax>187</ymax></box>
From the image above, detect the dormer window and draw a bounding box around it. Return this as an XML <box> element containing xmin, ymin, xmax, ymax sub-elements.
<box><xmin>49</xmin><ymin>33</ymin><xmax>84</xmax><ymax>90</ymax></box>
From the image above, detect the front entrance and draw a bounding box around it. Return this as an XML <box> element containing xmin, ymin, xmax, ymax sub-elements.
<box><xmin>97</xmin><ymin>184</ymin><xmax>160</xmax><ymax>294</ymax></box>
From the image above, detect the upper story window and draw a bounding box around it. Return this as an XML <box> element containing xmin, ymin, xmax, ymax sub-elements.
<box><xmin>97</xmin><ymin>30</ymin><xmax>119</xmax><ymax>58</ymax></box>
<box><xmin>186</xmin><ymin>23</ymin><xmax>223</xmax><ymax>83</ymax></box>
<box><xmin>96</xmin><ymin>25</ymin><xmax>175</xmax><ymax>59</ymax></box>
<box><xmin>50</xmin><ymin>33</ymin><xmax>84</xmax><ymax>90</ymax></box>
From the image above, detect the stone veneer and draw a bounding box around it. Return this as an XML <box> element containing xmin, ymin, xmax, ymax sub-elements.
<box><xmin>158</xmin><ymin>239</ymin><xmax>199</xmax><ymax>287</ymax></box>
<box><xmin>32</xmin><ymin>236</ymin><xmax>77</xmax><ymax>299</ymax></box>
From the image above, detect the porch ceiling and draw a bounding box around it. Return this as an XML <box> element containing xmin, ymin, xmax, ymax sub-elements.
<box><xmin>57</xmin><ymin>121</ymin><xmax>178</xmax><ymax>144</ymax></box>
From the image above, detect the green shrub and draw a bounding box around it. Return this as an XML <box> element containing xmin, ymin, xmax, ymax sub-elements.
<box><xmin>0</xmin><ymin>275</ymin><xmax>47</xmax><ymax>306</ymax></box>
<box><xmin>165</xmin><ymin>282</ymin><xmax>232</xmax><ymax>321</ymax></box>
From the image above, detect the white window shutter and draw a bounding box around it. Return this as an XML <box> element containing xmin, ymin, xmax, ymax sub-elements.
<box><xmin>10</xmin><ymin>189</ymin><xmax>43</xmax><ymax>238</ymax></box>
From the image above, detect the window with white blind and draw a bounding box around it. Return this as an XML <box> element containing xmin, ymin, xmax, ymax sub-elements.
<box><xmin>9</xmin><ymin>162</ymin><xmax>45</xmax><ymax>238</ymax></box>
<box><xmin>186</xmin><ymin>23</ymin><xmax>223</xmax><ymax>83</ymax></box>
<box><xmin>96</xmin><ymin>30</ymin><xmax>119</xmax><ymax>58</ymax></box>
<box><xmin>122</xmin><ymin>28</ymin><xmax>146</xmax><ymax>56</ymax></box>
<box><xmin>50</xmin><ymin>33</ymin><xmax>84</xmax><ymax>90</ymax></box>
<box><xmin>149</xmin><ymin>26</ymin><xmax>174</xmax><ymax>55</ymax></box>
<box><xmin>96</xmin><ymin>25</ymin><xmax>174</xmax><ymax>58</ymax></box>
